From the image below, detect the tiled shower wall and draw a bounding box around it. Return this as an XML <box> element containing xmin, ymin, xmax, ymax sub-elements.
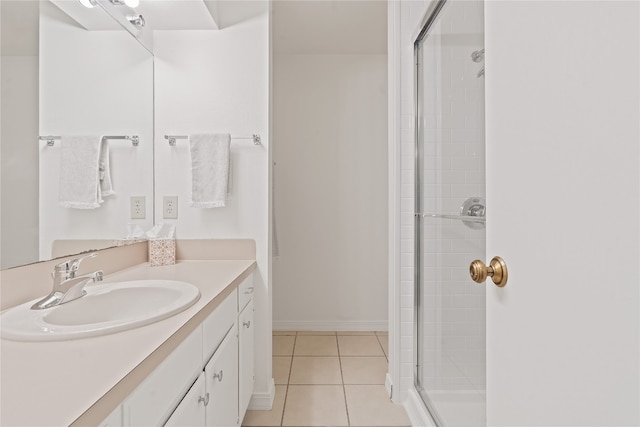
<box><xmin>396</xmin><ymin>0</ymin><xmax>485</xmax><ymax>401</ymax></box>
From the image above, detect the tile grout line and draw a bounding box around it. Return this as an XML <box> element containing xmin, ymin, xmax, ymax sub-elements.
<box><xmin>375</xmin><ymin>333</ymin><xmax>388</xmax><ymax>362</ymax></box>
<box><xmin>336</xmin><ymin>334</ymin><xmax>352</xmax><ymax>427</ymax></box>
<box><xmin>279</xmin><ymin>332</ymin><xmax>297</xmax><ymax>427</ymax></box>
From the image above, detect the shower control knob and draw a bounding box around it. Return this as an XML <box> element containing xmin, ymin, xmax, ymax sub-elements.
<box><xmin>469</xmin><ymin>256</ymin><xmax>508</xmax><ymax>287</ymax></box>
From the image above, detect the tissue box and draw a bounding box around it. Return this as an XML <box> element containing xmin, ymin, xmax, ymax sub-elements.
<box><xmin>149</xmin><ymin>238</ymin><xmax>176</xmax><ymax>266</ymax></box>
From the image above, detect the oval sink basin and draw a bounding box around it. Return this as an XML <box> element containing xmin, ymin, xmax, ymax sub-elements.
<box><xmin>1</xmin><ymin>280</ymin><xmax>200</xmax><ymax>341</ymax></box>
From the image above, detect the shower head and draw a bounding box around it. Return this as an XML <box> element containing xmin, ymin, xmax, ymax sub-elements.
<box><xmin>471</xmin><ymin>49</ymin><xmax>485</xmax><ymax>63</ymax></box>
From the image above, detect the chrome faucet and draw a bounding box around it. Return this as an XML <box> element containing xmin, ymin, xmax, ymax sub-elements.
<box><xmin>31</xmin><ymin>253</ymin><xmax>104</xmax><ymax>310</ymax></box>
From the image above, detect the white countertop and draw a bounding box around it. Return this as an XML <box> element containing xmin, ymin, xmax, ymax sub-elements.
<box><xmin>0</xmin><ymin>260</ymin><xmax>256</xmax><ymax>426</ymax></box>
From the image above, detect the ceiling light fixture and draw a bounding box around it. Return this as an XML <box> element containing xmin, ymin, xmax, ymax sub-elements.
<box><xmin>126</xmin><ymin>14</ymin><xmax>145</xmax><ymax>28</ymax></box>
<box><xmin>110</xmin><ymin>0</ymin><xmax>139</xmax><ymax>8</ymax></box>
<box><xmin>78</xmin><ymin>0</ymin><xmax>97</xmax><ymax>8</ymax></box>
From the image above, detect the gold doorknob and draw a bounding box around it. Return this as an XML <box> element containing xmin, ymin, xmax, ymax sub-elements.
<box><xmin>469</xmin><ymin>256</ymin><xmax>508</xmax><ymax>287</ymax></box>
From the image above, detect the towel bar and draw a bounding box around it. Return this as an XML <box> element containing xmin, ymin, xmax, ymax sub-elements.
<box><xmin>164</xmin><ymin>134</ymin><xmax>262</xmax><ymax>146</ymax></box>
<box><xmin>39</xmin><ymin>135</ymin><xmax>140</xmax><ymax>147</ymax></box>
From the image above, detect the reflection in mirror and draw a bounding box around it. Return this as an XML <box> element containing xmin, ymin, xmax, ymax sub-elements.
<box><xmin>0</xmin><ymin>1</ymin><xmax>153</xmax><ymax>270</ymax></box>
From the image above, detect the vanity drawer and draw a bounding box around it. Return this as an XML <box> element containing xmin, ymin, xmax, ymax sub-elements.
<box><xmin>203</xmin><ymin>288</ymin><xmax>237</xmax><ymax>362</ymax></box>
<box><xmin>237</xmin><ymin>276</ymin><xmax>254</xmax><ymax>312</ymax></box>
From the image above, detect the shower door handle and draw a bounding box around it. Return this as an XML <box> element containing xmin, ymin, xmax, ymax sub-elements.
<box><xmin>469</xmin><ymin>256</ymin><xmax>508</xmax><ymax>287</ymax></box>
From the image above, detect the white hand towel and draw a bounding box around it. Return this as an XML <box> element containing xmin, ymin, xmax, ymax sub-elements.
<box><xmin>189</xmin><ymin>133</ymin><xmax>231</xmax><ymax>208</ymax></box>
<box><xmin>58</xmin><ymin>136</ymin><xmax>114</xmax><ymax>209</ymax></box>
<box><xmin>99</xmin><ymin>139</ymin><xmax>114</xmax><ymax>197</ymax></box>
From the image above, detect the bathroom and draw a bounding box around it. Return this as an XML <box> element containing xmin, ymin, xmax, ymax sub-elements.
<box><xmin>1</xmin><ymin>0</ymin><xmax>638</xmax><ymax>426</ymax></box>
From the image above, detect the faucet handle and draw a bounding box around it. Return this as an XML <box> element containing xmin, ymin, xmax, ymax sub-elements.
<box><xmin>54</xmin><ymin>252</ymin><xmax>98</xmax><ymax>274</ymax></box>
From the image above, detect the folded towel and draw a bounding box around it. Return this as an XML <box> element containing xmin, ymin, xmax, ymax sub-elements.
<box><xmin>189</xmin><ymin>133</ymin><xmax>231</xmax><ymax>208</ymax></box>
<box><xmin>58</xmin><ymin>136</ymin><xmax>114</xmax><ymax>209</ymax></box>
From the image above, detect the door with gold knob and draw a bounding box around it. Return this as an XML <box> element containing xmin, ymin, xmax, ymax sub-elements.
<box><xmin>485</xmin><ymin>2</ymin><xmax>639</xmax><ymax>426</ymax></box>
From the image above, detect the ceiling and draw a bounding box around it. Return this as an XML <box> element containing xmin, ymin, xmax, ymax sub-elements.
<box><xmin>272</xmin><ymin>0</ymin><xmax>387</xmax><ymax>55</ymax></box>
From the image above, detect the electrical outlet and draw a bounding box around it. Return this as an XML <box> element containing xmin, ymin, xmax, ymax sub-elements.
<box><xmin>163</xmin><ymin>196</ymin><xmax>178</xmax><ymax>219</ymax></box>
<box><xmin>130</xmin><ymin>196</ymin><xmax>145</xmax><ymax>219</ymax></box>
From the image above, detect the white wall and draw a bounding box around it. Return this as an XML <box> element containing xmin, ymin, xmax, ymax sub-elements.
<box><xmin>152</xmin><ymin>11</ymin><xmax>272</xmax><ymax>407</ymax></box>
<box><xmin>272</xmin><ymin>53</ymin><xmax>388</xmax><ymax>330</ymax></box>
<box><xmin>39</xmin><ymin>2</ymin><xmax>154</xmax><ymax>259</ymax></box>
<box><xmin>1</xmin><ymin>1</ymin><xmax>39</xmax><ymax>269</ymax></box>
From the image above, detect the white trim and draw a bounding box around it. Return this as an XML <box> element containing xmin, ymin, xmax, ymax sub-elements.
<box><xmin>404</xmin><ymin>388</ymin><xmax>438</xmax><ymax>427</ymax></box>
<box><xmin>272</xmin><ymin>321</ymin><xmax>387</xmax><ymax>332</ymax></box>
<box><xmin>247</xmin><ymin>377</ymin><xmax>275</xmax><ymax>411</ymax></box>
<box><xmin>387</xmin><ymin>0</ymin><xmax>403</xmax><ymax>405</ymax></box>
<box><xmin>385</xmin><ymin>372</ymin><xmax>393</xmax><ymax>399</ymax></box>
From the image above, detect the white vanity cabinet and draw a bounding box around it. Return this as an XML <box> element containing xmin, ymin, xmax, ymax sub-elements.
<box><xmin>105</xmin><ymin>274</ymin><xmax>255</xmax><ymax>427</ymax></box>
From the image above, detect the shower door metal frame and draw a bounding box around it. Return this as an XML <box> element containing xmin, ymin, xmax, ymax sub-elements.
<box><xmin>413</xmin><ymin>1</ymin><xmax>449</xmax><ymax>425</ymax></box>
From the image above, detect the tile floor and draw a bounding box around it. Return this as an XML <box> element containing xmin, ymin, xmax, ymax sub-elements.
<box><xmin>242</xmin><ymin>331</ymin><xmax>411</xmax><ymax>427</ymax></box>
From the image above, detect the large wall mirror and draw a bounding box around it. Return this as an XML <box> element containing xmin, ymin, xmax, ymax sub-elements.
<box><xmin>1</xmin><ymin>0</ymin><xmax>154</xmax><ymax>269</ymax></box>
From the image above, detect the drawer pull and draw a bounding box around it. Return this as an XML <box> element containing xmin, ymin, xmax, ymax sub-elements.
<box><xmin>213</xmin><ymin>370</ymin><xmax>224</xmax><ymax>382</ymax></box>
<box><xmin>243</xmin><ymin>320</ymin><xmax>251</xmax><ymax>328</ymax></box>
<box><xmin>244</xmin><ymin>287</ymin><xmax>254</xmax><ymax>294</ymax></box>
<box><xmin>198</xmin><ymin>392</ymin><xmax>210</xmax><ymax>406</ymax></box>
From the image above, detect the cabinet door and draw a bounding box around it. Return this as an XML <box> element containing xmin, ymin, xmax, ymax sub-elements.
<box><xmin>205</xmin><ymin>327</ymin><xmax>239</xmax><ymax>427</ymax></box>
<box><xmin>238</xmin><ymin>301</ymin><xmax>254</xmax><ymax>418</ymax></box>
<box><xmin>164</xmin><ymin>373</ymin><xmax>206</xmax><ymax>427</ymax></box>
<box><xmin>123</xmin><ymin>326</ymin><xmax>203</xmax><ymax>426</ymax></box>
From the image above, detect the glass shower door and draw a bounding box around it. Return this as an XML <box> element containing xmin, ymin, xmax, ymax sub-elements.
<box><xmin>414</xmin><ymin>1</ymin><xmax>486</xmax><ymax>426</ymax></box>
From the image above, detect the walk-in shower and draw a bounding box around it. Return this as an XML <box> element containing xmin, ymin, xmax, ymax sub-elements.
<box><xmin>414</xmin><ymin>1</ymin><xmax>486</xmax><ymax>426</ymax></box>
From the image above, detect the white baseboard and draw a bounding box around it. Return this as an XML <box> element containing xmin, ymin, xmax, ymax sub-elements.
<box><xmin>273</xmin><ymin>320</ymin><xmax>388</xmax><ymax>332</ymax></box>
<box><xmin>404</xmin><ymin>388</ymin><xmax>437</xmax><ymax>427</ymax></box>
<box><xmin>248</xmin><ymin>378</ymin><xmax>275</xmax><ymax>411</ymax></box>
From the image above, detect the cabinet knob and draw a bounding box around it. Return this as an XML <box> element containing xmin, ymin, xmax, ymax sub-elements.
<box><xmin>243</xmin><ymin>320</ymin><xmax>251</xmax><ymax>328</ymax></box>
<box><xmin>198</xmin><ymin>392</ymin><xmax>210</xmax><ymax>406</ymax></box>
<box><xmin>213</xmin><ymin>370</ymin><xmax>224</xmax><ymax>382</ymax></box>
<box><xmin>244</xmin><ymin>286</ymin><xmax>254</xmax><ymax>294</ymax></box>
